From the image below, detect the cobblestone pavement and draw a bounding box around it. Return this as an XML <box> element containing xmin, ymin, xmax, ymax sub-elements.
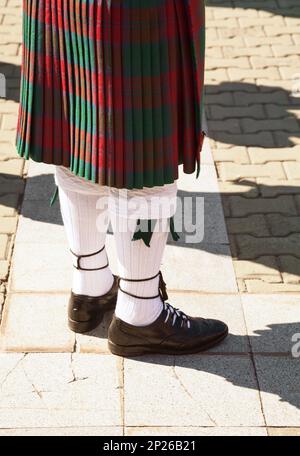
<box><xmin>0</xmin><ymin>0</ymin><xmax>299</xmax><ymax>436</ymax></box>
<box><xmin>0</xmin><ymin>0</ymin><xmax>25</xmax><ymax>319</ymax></box>
<box><xmin>206</xmin><ymin>0</ymin><xmax>300</xmax><ymax>292</ymax></box>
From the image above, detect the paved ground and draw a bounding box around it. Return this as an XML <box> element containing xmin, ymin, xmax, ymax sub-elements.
<box><xmin>206</xmin><ymin>0</ymin><xmax>300</xmax><ymax>292</ymax></box>
<box><xmin>0</xmin><ymin>0</ymin><xmax>299</xmax><ymax>436</ymax></box>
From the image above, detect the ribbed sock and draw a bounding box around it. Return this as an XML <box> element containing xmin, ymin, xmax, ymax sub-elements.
<box><xmin>111</xmin><ymin>216</ymin><xmax>169</xmax><ymax>326</ymax></box>
<box><xmin>56</xmin><ymin>169</ymin><xmax>114</xmax><ymax>297</ymax></box>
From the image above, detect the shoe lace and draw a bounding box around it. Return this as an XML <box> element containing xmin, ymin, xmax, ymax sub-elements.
<box><xmin>163</xmin><ymin>302</ymin><xmax>191</xmax><ymax>329</ymax></box>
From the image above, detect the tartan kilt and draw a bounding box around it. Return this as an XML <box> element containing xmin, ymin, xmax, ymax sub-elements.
<box><xmin>16</xmin><ymin>0</ymin><xmax>206</xmax><ymax>189</ymax></box>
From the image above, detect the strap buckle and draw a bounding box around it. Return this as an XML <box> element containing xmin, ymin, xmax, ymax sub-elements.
<box><xmin>118</xmin><ymin>271</ymin><xmax>168</xmax><ymax>302</ymax></box>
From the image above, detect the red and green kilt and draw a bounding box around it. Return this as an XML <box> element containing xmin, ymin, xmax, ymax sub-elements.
<box><xmin>16</xmin><ymin>0</ymin><xmax>206</xmax><ymax>189</ymax></box>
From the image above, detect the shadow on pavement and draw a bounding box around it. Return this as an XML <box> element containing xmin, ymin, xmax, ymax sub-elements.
<box><xmin>0</xmin><ymin>62</ymin><xmax>20</xmax><ymax>103</ymax></box>
<box><xmin>206</xmin><ymin>82</ymin><xmax>300</xmax><ymax>148</ymax></box>
<box><xmin>81</xmin><ymin>317</ymin><xmax>300</xmax><ymax>413</ymax></box>
<box><xmin>1</xmin><ymin>171</ymin><xmax>300</xmax><ymax>280</ymax></box>
<box><xmin>0</xmin><ymin>173</ymin><xmax>300</xmax><ymax>277</ymax></box>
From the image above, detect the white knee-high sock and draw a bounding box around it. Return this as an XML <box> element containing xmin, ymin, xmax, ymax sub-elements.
<box><xmin>55</xmin><ymin>168</ymin><xmax>114</xmax><ymax>297</ymax></box>
<box><xmin>111</xmin><ymin>215</ymin><xmax>169</xmax><ymax>326</ymax></box>
<box><xmin>109</xmin><ymin>182</ymin><xmax>178</xmax><ymax>327</ymax></box>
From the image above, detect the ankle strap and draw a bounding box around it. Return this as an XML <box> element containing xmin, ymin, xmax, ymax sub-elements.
<box><xmin>70</xmin><ymin>246</ymin><xmax>109</xmax><ymax>271</ymax></box>
<box><xmin>118</xmin><ymin>271</ymin><xmax>168</xmax><ymax>301</ymax></box>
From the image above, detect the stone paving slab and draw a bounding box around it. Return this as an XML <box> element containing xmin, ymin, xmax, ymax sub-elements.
<box><xmin>75</xmin><ymin>310</ymin><xmax>115</xmax><ymax>355</ymax></box>
<box><xmin>254</xmin><ymin>356</ymin><xmax>300</xmax><ymax>427</ymax></box>
<box><xmin>178</xmin><ymin>162</ymin><xmax>221</xmax><ymax>194</ymax></box>
<box><xmin>0</xmin><ymin>3</ymin><xmax>25</xmax><ymax>319</ymax></box>
<box><xmin>25</xmin><ymin>162</ymin><xmax>56</xmax><ymax>178</ymax></box>
<box><xmin>198</xmin><ymin>136</ymin><xmax>215</xmax><ymax>166</ymax></box>
<box><xmin>23</xmin><ymin>172</ymin><xmax>62</xmax><ymax>203</ymax></box>
<box><xmin>0</xmin><ymin>427</ymin><xmax>123</xmax><ymax>436</ymax></box>
<box><xmin>205</xmin><ymin>2</ymin><xmax>300</xmax><ymax>292</ymax></box>
<box><xmin>176</xmin><ymin>191</ymin><xmax>229</xmax><ymax>245</ymax></box>
<box><xmin>125</xmin><ymin>427</ymin><xmax>268</xmax><ymax>436</ymax></box>
<box><xmin>0</xmin><ymin>293</ymin><xmax>74</xmax><ymax>353</ymax></box>
<box><xmin>0</xmin><ymin>353</ymin><xmax>122</xmax><ymax>428</ymax></box>
<box><xmin>245</xmin><ymin>280</ymin><xmax>300</xmax><ymax>293</ymax></box>
<box><xmin>242</xmin><ymin>294</ymin><xmax>300</xmax><ymax>353</ymax></box>
<box><xmin>268</xmin><ymin>427</ymin><xmax>300</xmax><ymax>436</ymax></box>
<box><xmin>0</xmin><ymin>193</ymin><xmax>20</xmax><ymax>216</ymax></box>
<box><xmin>124</xmin><ymin>355</ymin><xmax>265</xmax><ymax>427</ymax></box>
<box><xmin>16</xmin><ymin>213</ymin><xmax>66</xmax><ymax>244</ymax></box>
<box><xmin>162</xmin><ymin>244</ymin><xmax>237</xmax><ymax>293</ymax></box>
<box><xmin>9</xmin><ymin>242</ymin><xmax>72</xmax><ymax>293</ymax></box>
<box><xmin>233</xmin><ymin>257</ymin><xmax>282</xmax><ymax>284</ymax></box>
<box><xmin>0</xmin><ymin>426</ymin><xmax>270</xmax><ymax>436</ymax></box>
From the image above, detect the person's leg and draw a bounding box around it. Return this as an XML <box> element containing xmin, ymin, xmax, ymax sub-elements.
<box><xmin>108</xmin><ymin>182</ymin><xmax>228</xmax><ymax>356</ymax></box>
<box><xmin>55</xmin><ymin>166</ymin><xmax>119</xmax><ymax>334</ymax></box>
<box><xmin>113</xmin><ymin>221</ymin><xmax>168</xmax><ymax>326</ymax></box>
<box><xmin>109</xmin><ymin>183</ymin><xmax>177</xmax><ymax>326</ymax></box>
<box><xmin>55</xmin><ymin>166</ymin><xmax>114</xmax><ymax>297</ymax></box>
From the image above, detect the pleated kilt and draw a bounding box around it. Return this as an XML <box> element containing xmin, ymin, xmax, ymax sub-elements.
<box><xmin>16</xmin><ymin>0</ymin><xmax>206</xmax><ymax>189</ymax></box>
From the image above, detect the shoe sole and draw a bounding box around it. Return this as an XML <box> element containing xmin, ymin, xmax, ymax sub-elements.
<box><xmin>68</xmin><ymin>300</ymin><xmax>116</xmax><ymax>334</ymax></box>
<box><xmin>108</xmin><ymin>329</ymin><xmax>229</xmax><ymax>357</ymax></box>
<box><xmin>68</xmin><ymin>316</ymin><xmax>105</xmax><ymax>334</ymax></box>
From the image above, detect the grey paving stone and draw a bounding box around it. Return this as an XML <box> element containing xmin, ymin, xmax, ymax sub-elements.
<box><xmin>175</xmin><ymin>192</ymin><xmax>229</xmax><ymax>244</ymax></box>
<box><xmin>178</xmin><ymin>163</ymin><xmax>220</xmax><ymax>194</ymax></box>
<box><xmin>0</xmin><ymin>427</ymin><xmax>123</xmax><ymax>436</ymax></box>
<box><xmin>16</xmin><ymin>214</ymin><xmax>66</xmax><ymax>244</ymax></box>
<box><xmin>20</xmin><ymin>199</ymin><xmax>63</xmax><ymax>227</ymax></box>
<box><xmin>0</xmin><ymin>353</ymin><xmax>122</xmax><ymax>428</ymax></box>
<box><xmin>75</xmin><ymin>310</ymin><xmax>114</xmax><ymax>355</ymax></box>
<box><xmin>26</xmin><ymin>162</ymin><xmax>56</xmax><ymax>178</ymax></box>
<box><xmin>0</xmin><ymin>353</ymin><xmax>25</xmax><ymax>383</ymax></box>
<box><xmin>242</xmin><ymin>294</ymin><xmax>300</xmax><ymax>353</ymax></box>
<box><xmin>0</xmin><ymin>293</ymin><xmax>74</xmax><ymax>352</ymax></box>
<box><xmin>23</xmin><ymin>173</ymin><xmax>60</xmax><ymax>202</ymax></box>
<box><xmin>198</xmin><ymin>136</ymin><xmax>215</xmax><ymax>165</ymax></box>
<box><xmin>10</xmin><ymin>242</ymin><xmax>72</xmax><ymax>293</ymax></box>
<box><xmin>125</xmin><ymin>427</ymin><xmax>267</xmax><ymax>436</ymax></box>
<box><xmin>0</xmin><ymin>176</ymin><xmax>25</xmax><ymax>195</ymax></box>
<box><xmin>124</xmin><ymin>355</ymin><xmax>264</xmax><ymax>427</ymax></box>
<box><xmin>162</xmin><ymin>243</ymin><xmax>237</xmax><ymax>293</ymax></box>
<box><xmin>0</xmin><ymin>194</ymin><xmax>19</xmax><ymax>216</ymax></box>
<box><xmin>254</xmin><ymin>356</ymin><xmax>300</xmax><ymax>427</ymax></box>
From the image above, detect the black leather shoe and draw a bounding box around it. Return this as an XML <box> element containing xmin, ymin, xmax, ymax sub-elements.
<box><xmin>68</xmin><ymin>275</ymin><xmax>119</xmax><ymax>334</ymax></box>
<box><xmin>108</xmin><ymin>301</ymin><xmax>228</xmax><ymax>357</ymax></box>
